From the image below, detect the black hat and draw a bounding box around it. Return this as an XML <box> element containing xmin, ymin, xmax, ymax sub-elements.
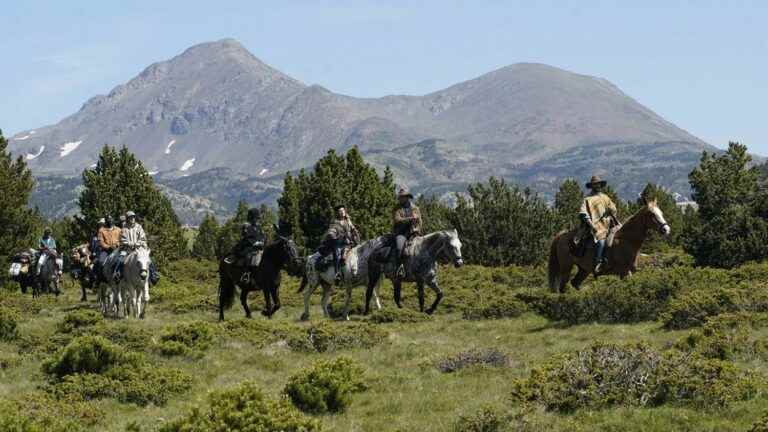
<box><xmin>585</xmin><ymin>175</ymin><xmax>607</xmax><ymax>189</ymax></box>
<box><xmin>247</xmin><ymin>208</ymin><xmax>261</xmax><ymax>220</ymax></box>
<box><xmin>333</xmin><ymin>204</ymin><xmax>346</xmax><ymax>211</ymax></box>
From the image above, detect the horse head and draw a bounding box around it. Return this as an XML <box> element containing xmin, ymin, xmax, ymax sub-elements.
<box><xmin>643</xmin><ymin>199</ymin><xmax>671</xmax><ymax>236</ymax></box>
<box><xmin>135</xmin><ymin>247</ymin><xmax>151</xmax><ymax>281</ymax></box>
<box><xmin>442</xmin><ymin>229</ymin><xmax>464</xmax><ymax>268</ymax></box>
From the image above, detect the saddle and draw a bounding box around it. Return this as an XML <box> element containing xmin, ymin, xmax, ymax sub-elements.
<box><xmin>232</xmin><ymin>249</ymin><xmax>263</xmax><ymax>269</ymax></box>
<box><xmin>314</xmin><ymin>246</ymin><xmax>351</xmax><ymax>271</ymax></box>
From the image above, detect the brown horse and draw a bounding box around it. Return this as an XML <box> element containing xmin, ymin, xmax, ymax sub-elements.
<box><xmin>548</xmin><ymin>199</ymin><xmax>671</xmax><ymax>292</ymax></box>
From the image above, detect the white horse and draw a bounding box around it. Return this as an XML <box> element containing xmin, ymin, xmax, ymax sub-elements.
<box><xmin>299</xmin><ymin>237</ymin><xmax>385</xmax><ymax>321</ymax></box>
<box><xmin>99</xmin><ymin>251</ymin><xmax>121</xmax><ymax>317</ymax></box>
<box><xmin>120</xmin><ymin>247</ymin><xmax>151</xmax><ymax>319</ymax></box>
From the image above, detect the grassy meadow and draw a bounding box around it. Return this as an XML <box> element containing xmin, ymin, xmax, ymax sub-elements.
<box><xmin>2</xmin><ymin>254</ymin><xmax>768</xmax><ymax>431</ymax></box>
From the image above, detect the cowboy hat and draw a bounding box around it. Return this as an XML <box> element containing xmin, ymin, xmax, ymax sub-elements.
<box><xmin>397</xmin><ymin>187</ymin><xmax>413</xmax><ymax>199</ymax></box>
<box><xmin>125</xmin><ymin>211</ymin><xmax>136</xmax><ymax>218</ymax></box>
<box><xmin>333</xmin><ymin>204</ymin><xmax>346</xmax><ymax>211</ymax></box>
<box><xmin>585</xmin><ymin>175</ymin><xmax>607</xmax><ymax>189</ymax></box>
<box><xmin>97</xmin><ymin>218</ymin><xmax>106</xmax><ymax>224</ymax></box>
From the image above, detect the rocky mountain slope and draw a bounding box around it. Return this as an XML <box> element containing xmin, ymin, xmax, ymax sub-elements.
<box><xmin>10</xmin><ymin>38</ymin><xmax>714</xmax><ymax>223</ymax></box>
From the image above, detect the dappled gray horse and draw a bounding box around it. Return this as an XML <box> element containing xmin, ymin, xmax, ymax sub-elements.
<box><xmin>367</xmin><ymin>229</ymin><xmax>464</xmax><ymax>315</ymax></box>
<box><xmin>299</xmin><ymin>237</ymin><xmax>384</xmax><ymax>321</ymax></box>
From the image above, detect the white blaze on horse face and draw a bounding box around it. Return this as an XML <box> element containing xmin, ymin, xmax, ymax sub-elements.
<box><xmin>449</xmin><ymin>237</ymin><xmax>463</xmax><ymax>259</ymax></box>
<box><xmin>650</xmin><ymin>206</ymin><xmax>671</xmax><ymax>235</ymax></box>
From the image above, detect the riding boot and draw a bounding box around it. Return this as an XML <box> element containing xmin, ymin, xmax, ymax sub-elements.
<box><xmin>333</xmin><ymin>256</ymin><xmax>342</xmax><ymax>285</ymax></box>
<box><xmin>593</xmin><ymin>239</ymin><xmax>606</xmax><ymax>273</ymax></box>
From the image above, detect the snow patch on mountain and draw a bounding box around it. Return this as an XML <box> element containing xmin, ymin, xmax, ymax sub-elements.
<box><xmin>165</xmin><ymin>139</ymin><xmax>176</xmax><ymax>154</ymax></box>
<box><xmin>26</xmin><ymin>146</ymin><xmax>45</xmax><ymax>160</ymax></box>
<box><xmin>259</xmin><ymin>168</ymin><xmax>268</xmax><ymax>176</ymax></box>
<box><xmin>60</xmin><ymin>140</ymin><xmax>82</xmax><ymax>157</ymax></box>
<box><xmin>13</xmin><ymin>134</ymin><xmax>31</xmax><ymax>141</ymax></box>
<box><xmin>180</xmin><ymin>158</ymin><xmax>195</xmax><ymax>171</ymax></box>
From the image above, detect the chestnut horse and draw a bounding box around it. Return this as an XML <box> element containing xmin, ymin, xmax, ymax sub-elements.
<box><xmin>548</xmin><ymin>199</ymin><xmax>671</xmax><ymax>293</ymax></box>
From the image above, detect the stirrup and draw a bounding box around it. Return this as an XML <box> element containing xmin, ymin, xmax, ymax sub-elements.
<box><xmin>224</xmin><ymin>257</ymin><xmax>234</xmax><ymax>264</ymax></box>
<box><xmin>396</xmin><ymin>264</ymin><xmax>405</xmax><ymax>278</ymax></box>
<box><xmin>334</xmin><ymin>272</ymin><xmax>343</xmax><ymax>285</ymax></box>
<box><xmin>240</xmin><ymin>272</ymin><xmax>251</xmax><ymax>283</ymax></box>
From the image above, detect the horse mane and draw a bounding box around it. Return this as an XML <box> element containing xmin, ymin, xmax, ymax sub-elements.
<box><xmin>615</xmin><ymin>201</ymin><xmax>656</xmax><ymax>239</ymax></box>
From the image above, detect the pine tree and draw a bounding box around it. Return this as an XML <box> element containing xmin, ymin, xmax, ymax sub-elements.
<box><xmin>415</xmin><ymin>195</ymin><xmax>453</xmax><ymax>233</ymax></box>
<box><xmin>450</xmin><ymin>177</ymin><xmax>558</xmax><ymax>266</ymax></box>
<box><xmin>78</xmin><ymin>146</ymin><xmax>186</xmax><ymax>266</ymax></box>
<box><xmin>279</xmin><ymin>147</ymin><xmax>395</xmax><ymax>248</ymax></box>
<box><xmin>554</xmin><ymin>178</ymin><xmax>584</xmax><ymax>230</ymax></box>
<box><xmin>683</xmin><ymin>143</ymin><xmax>768</xmax><ymax>267</ymax></box>
<box><xmin>0</xmin><ymin>129</ymin><xmax>41</xmax><ymax>273</ymax></box>
<box><xmin>215</xmin><ymin>201</ymin><xmax>249</xmax><ymax>259</ymax></box>
<box><xmin>192</xmin><ymin>214</ymin><xmax>219</xmax><ymax>260</ymax></box>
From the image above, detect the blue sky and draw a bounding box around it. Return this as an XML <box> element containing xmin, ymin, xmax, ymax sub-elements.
<box><xmin>2</xmin><ymin>0</ymin><xmax>766</xmax><ymax>154</ymax></box>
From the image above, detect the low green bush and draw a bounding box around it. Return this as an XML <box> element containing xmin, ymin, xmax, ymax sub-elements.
<box><xmin>284</xmin><ymin>356</ymin><xmax>367</xmax><ymax>414</ymax></box>
<box><xmin>42</xmin><ymin>335</ymin><xmax>191</xmax><ymax>406</ymax></box>
<box><xmin>288</xmin><ymin>322</ymin><xmax>387</xmax><ymax>353</ymax></box>
<box><xmin>673</xmin><ymin>313</ymin><xmax>768</xmax><ymax>360</ymax></box>
<box><xmin>48</xmin><ymin>366</ymin><xmax>193</xmax><ymax>406</ymax></box>
<box><xmin>751</xmin><ymin>412</ymin><xmax>768</xmax><ymax>432</ymax></box>
<box><xmin>436</xmin><ymin>348</ymin><xmax>510</xmax><ymax>373</ymax></box>
<box><xmin>662</xmin><ymin>288</ymin><xmax>741</xmax><ymax>330</ymax></box>
<box><xmin>219</xmin><ymin>318</ymin><xmax>302</xmax><ymax>348</ymax></box>
<box><xmin>0</xmin><ymin>353</ymin><xmax>20</xmax><ymax>370</ymax></box>
<box><xmin>367</xmin><ymin>308</ymin><xmax>431</xmax><ymax>324</ymax></box>
<box><xmin>453</xmin><ymin>405</ymin><xmax>511</xmax><ymax>432</ymax></box>
<box><xmin>0</xmin><ymin>306</ymin><xmax>19</xmax><ymax>341</ymax></box>
<box><xmin>157</xmin><ymin>321</ymin><xmax>216</xmax><ymax>357</ymax></box>
<box><xmin>57</xmin><ymin>309</ymin><xmax>102</xmax><ymax>333</ymax></box>
<box><xmin>461</xmin><ymin>297</ymin><xmax>527</xmax><ymax>320</ymax></box>
<box><xmin>511</xmin><ymin>341</ymin><xmax>760</xmax><ymax>412</ymax></box>
<box><xmin>43</xmin><ymin>335</ymin><xmax>129</xmax><ymax>378</ymax></box>
<box><xmin>90</xmin><ymin>322</ymin><xmax>153</xmax><ymax>351</ymax></box>
<box><xmin>0</xmin><ymin>391</ymin><xmax>100</xmax><ymax>432</ymax></box>
<box><xmin>160</xmin><ymin>381</ymin><xmax>320</xmax><ymax>432</ymax></box>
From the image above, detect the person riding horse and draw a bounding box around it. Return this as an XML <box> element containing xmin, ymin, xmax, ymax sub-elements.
<box><xmin>114</xmin><ymin>211</ymin><xmax>147</xmax><ymax>281</ymax></box>
<box><xmin>319</xmin><ymin>204</ymin><xmax>360</xmax><ymax>285</ymax></box>
<box><xmin>391</xmin><ymin>187</ymin><xmax>422</xmax><ymax>278</ymax></box>
<box><xmin>36</xmin><ymin>227</ymin><xmax>58</xmax><ymax>276</ymax></box>
<box><xmin>577</xmin><ymin>175</ymin><xmax>618</xmax><ymax>273</ymax></box>
<box><xmin>225</xmin><ymin>207</ymin><xmax>266</xmax><ymax>283</ymax></box>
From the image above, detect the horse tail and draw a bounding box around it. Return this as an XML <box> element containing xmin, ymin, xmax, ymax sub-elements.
<box><xmin>548</xmin><ymin>235</ymin><xmax>560</xmax><ymax>292</ymax></box>
<box><xmin>218</xmin><ymin>261</ymin><xmax>236</xmax><ymax>310</ymax></box>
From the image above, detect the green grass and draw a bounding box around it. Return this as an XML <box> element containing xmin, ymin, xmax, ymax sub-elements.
<box><xmin>1</xmin><ymin>257</ymin><xmax>767</xmax><ymax>431</ymax></box>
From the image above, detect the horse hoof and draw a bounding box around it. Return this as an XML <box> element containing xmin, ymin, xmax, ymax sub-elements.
<box><xmin>300</xmin><ymin>313</ymin><xmax>309</xmax><ymax>321</ymax></box>
<box><xmin>261</xmin><ymin>310</ymin><xmax>270</xmax><ymax>317</ymax></box>
<box><xmin>426</xmin><ymin>308</ymin><xmax>436</xmax><ymax>315</ymax></box>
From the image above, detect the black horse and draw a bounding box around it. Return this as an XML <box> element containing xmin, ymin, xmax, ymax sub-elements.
<box><xmin>218</xmin><ymin>235</ymin><xmax>299</xmax><ymax>321</ymax></box>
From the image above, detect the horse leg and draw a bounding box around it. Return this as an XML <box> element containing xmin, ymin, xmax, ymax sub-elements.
<box><xmin>240</xmin><ymin>288</ymin><xmax>252</xmax><ymax>318</ymax></box>
<box><xmin>571</xmin><ymin>268</ymin><xmax>590</xmax><ymax>291</ymax></box>
<box><xmin>417</xmin><ymin>282</ymin><xmax>425</xmax><ymax>312</ymax></box>
<box><xmin>320</xmin><ymin>282</ymin><xmax>332</xmax><ymax>318</ymax></box>
<box><xmin>425</xmin><ymin>279</ymin><xmax>443</xmax><ymax>315</ymax></box>
<box><xmin>80</xmin><ymin>280</ymin><xmax>87</xmax><ymax>302</ymax></box>
<box><xmin>342</xmin><ymin>284</ymin><xmax>353</xmax><ymax>321</ymax></box>
<box><xmin>261</xmin><ymin>284</ymin><xmax>273</xmax><ymax>317</ymax></box>
<box><xmin>301</xmin><ymin>280</ymin><xmax>318</xmax><ymax>321</ymax></box>
<box><xmin>364</xmin><ymin>270</ymin><xmax>378</xmax><ymax>315</ymax></box>
<box><xmin>270</xmin><ymin>284</ymin><xmax>281</xmax><ymax>317</ymax></box>
<box><xmin>393</xmin><ymin>279</ymin><xmax>403</xmax><ymax>308</ymax></box>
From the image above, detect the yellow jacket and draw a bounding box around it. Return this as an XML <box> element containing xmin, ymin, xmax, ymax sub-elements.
<box><xmin>579</xmin><ymin>192</ymin><xmax>617</xmax><ymax>240</ymax></box>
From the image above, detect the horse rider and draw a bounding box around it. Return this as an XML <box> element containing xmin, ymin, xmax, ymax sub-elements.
<box><xmin>578</xmin><ymin>175</ymin><xmax>618</xmax><ymax>273</ymax></box>
<box><xmin>320</xmin><ymin>204</ymin><xmax>360</xmax><ymax>285</ymax></box>
<box><xmin>114</xmin><ymin>211</ymin><xmax>147</xmax><ymax>281</ymax></box>
<box><xmin>98</xmin><ymin>215</ymin><xmax>121</xmax><ymax>272</ymax></box>
<box><xmin>392</xmin><ymin>187</ymin><xmax>422</xmax><ymax>278</ymax></box>
<box><xmin>36</xmin><ymin>227</ymin><xmax>58</xmax><ymax>275</ymax></box>
<box><xmin>225</xmin><ymin>208</ymin><xmax>266</xmax><ymax>282</ymax></box>
<box><xmin>91</xmin><ymin>218</ymin><xmax>105</xmax><ymax>261</ymax></box>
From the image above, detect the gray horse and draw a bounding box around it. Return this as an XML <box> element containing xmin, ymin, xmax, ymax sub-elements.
<box><xmin>366</xmin><ymin>229</ymin><xmax>464</xmax><ymax>315</ymax></box>
<box><xmin>299</xmin><ymin>237</ymin><xmax>384</xmax><ymax>321</ymax></box>
<box><xmin>34</xmin><ymin>252</ymin><xmax>61</xmax><ymax>297</ymax></box>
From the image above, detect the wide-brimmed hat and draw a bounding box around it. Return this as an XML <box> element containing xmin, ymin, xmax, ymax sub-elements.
<box><xmin>126</xmin><ymin>211</ymin><xmax>136</xmax><ymax>218</ymax></box>
<box><xmin>397</xmin><ymin>187</ymin><xmax>413</xmax><ymax>199</ymax></box>
<box><xmin>585</xmin><ymin>175</ymin><xmax>607</xmax><ymax>189</ymax></box>
<box><xmin>97</xmin><ymin>218</ymin><xmax>106</xmax><ymax>224</ymax></box>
